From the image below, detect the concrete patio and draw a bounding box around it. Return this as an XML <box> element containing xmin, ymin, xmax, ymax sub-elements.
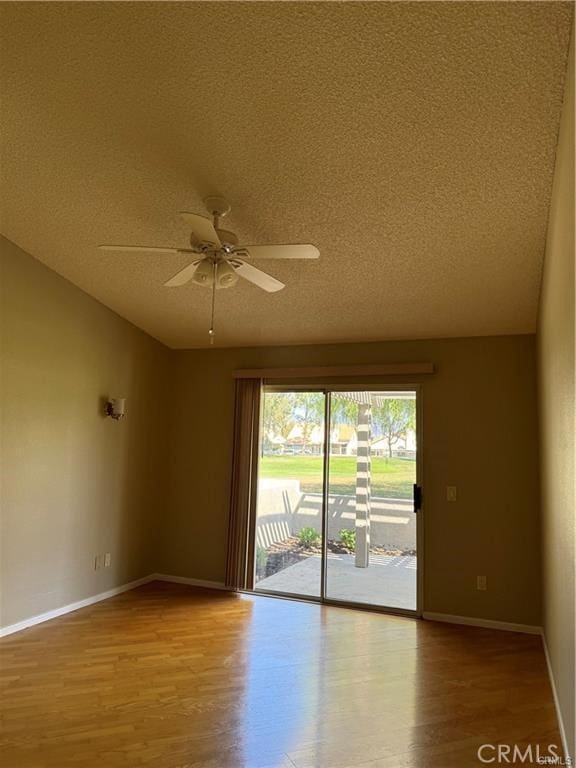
<box><xmin>256</xmin><ymin>551</ymin><xmax>417</xmax><ymax>610</ymax></box>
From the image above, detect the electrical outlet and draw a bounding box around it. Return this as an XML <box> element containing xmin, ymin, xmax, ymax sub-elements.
<box><xmin>447</xmin><ymin>486</ymin><xmax>457</xmax><ymax>502</ymax></box>
<box><xmin>94</xmin><ymin>554</ymin><xmax>102</xmax><ymax>570</ymax></box>
<box><xmin>104</xmin><ymin>553</ymin><xmax>111</xmax><ymax>568</ymax></box>
<box><xmin>477</xmin><ymin>575</ymin><xmax>487</xmax><ymax>591</ymax></box>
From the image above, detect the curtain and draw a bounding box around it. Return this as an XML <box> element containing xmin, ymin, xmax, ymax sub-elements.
<box><xmin>225</xmin><ymin>378</ymin><xmax>262</xmax><ymax>590</ymax></box>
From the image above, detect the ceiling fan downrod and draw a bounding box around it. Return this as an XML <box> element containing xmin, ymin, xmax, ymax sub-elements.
<box><xmin>204</xmin><ymin>195</ymin><xmax>231</xmax><ymax>234</ymax></box>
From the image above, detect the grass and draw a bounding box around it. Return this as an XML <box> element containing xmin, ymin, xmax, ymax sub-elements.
<box><xmin>259</xmin><ymin>455</ymin><xmax>415</xmax><ymax>499</ymax></box>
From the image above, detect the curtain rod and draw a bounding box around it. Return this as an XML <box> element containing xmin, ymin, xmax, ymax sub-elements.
<box><xmin>233</xmin><ymin>363</ymin><xmax>434</xmax><ymax>379</ymax></box>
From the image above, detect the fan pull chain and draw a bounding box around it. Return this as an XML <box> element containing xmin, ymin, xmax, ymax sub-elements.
<box><xmin>208</xmin><ymin>261</ymin><xmax>217</xmax><ymax>345</ymax></box>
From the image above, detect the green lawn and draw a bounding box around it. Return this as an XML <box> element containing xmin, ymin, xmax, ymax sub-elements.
<box><xmin>259</xmin><ymin>455</ymin><xmax>415</xmax><ymax>499</ymax></box>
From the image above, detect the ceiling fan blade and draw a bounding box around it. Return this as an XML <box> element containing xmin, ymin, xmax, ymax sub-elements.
<box><xmin>164</xmin><ymin>260</ymin><xmax>202</xmax><ymax>287</ymax></box>
<box><xmin>180</xmin><ymin>212</ymin><xmax>221</xmax><ymax>248</ymax></box>
<box><xmin>237</xmin><ymin>244</ymin><xmax>320</xmax><ymax>260</ymax></box>
<box><xmin>99</xmin><ymin>245</ymin><xmax>194</xmax><ymax>254</ymax></box>
<box><xmin>229</xmin><ymin>259</ymin><xmax>285</xmax><ymax>292</ymax></box>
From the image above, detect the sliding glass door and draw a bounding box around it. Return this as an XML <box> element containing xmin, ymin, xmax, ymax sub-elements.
<box><xmin>254</xmin><ymin>390</ymin><xmax>326</xmax><ymax>598</ymax></box>
<box><xmin>325</xmin><ymin>391</ymin><xmax>418</xmax><ymax>611</ymax></box>
<box><xmin>254</xmin><ymin>387</ymin><xmax>420</xmax><ymax>614</ymax></box>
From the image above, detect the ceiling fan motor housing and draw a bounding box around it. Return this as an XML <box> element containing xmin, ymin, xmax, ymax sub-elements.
<box><xmin>215</xmin><ymin>229</ymin><xmax>239</xmax><ymax>247</ymax></box>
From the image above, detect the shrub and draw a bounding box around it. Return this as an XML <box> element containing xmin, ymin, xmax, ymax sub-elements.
<box><xmin>339</xmin><ymin>529</ymin><xmax>356</xmax><ymax>550</ymax></box>
<box><xmin>298</xmin><ymin>527</ymin><xmax>320</xmax><ymax>548</ymax></box>
<box><xmin>256</xmin><ymin>546</ymin><xmax>268</xmax><ymax>571</ymax></box>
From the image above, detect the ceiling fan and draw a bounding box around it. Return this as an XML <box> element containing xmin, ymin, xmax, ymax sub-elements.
<box><xmin>99</xmin><ymin>197</ymin><xmax>319</xmax><ymax>343</ymax></box>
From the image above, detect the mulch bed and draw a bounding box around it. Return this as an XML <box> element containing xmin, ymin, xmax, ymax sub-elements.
<box><xmin>258</xmin><ymin>536</ymin><xmax>416</xmax><ymax>579</ymax></box>
<box><xmin>266</xmin><ymin>536</ymin><xmax>415</xmax><ymax>557</ymax></box>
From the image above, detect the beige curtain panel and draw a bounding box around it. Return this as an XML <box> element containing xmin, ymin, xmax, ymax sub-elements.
<box><xmin>225</xmin><ymin>378</ymin><xmax>262</xmax><ymax>590</ymax></box>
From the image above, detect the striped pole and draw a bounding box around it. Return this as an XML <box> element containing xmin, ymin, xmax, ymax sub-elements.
<box><xmin>355</xmin><ymin>403</ymin><xmax>371</xmax><ymax>568</ymax></box>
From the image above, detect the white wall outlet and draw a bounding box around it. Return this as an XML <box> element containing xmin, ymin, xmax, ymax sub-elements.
<box><xmin>446</xmin><ymin>486</ymin><xmax>458</xmax><ymax>502</ymax></box>
<box><xmin>94</xmin><ymin>554</ymin><xmax>102</xmax><ymax>570</ymax></box>
<box><xmin>104</xmin><ymin>553</ymin><xmax>111</xmax><ymax>568</ymax></box>
<box><xmin>477</xmin><ymin>575</ymin><xmax>487</xmax><ymax>591</ymax></box>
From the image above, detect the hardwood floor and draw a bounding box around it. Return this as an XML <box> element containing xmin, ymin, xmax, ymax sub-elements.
<box><xmin>0</xmin><ymin>582</ymin><xmax>561</xmax><ymax>768</ymax></box>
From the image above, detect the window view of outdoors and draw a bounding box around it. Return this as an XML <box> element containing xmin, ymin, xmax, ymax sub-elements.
<box><xmin>254</xmin><ymin>390</ymin><xmax>417</xmax><ymax>610</ymax></box>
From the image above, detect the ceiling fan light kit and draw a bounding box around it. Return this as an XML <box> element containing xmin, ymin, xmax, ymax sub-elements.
<box><xmin>99</xmin><ymin>197</ymin><xmax>319</xmax><ymax>344</ymax></box>
<box><xmin>192</xmin><ymin>259</ymin><xmax>239</xmax><ymax>289</ymax></box>
<box><xmin>192</xmin><ymin>259</ymin><xmax>214</xmax><ymax>286</ymax></box>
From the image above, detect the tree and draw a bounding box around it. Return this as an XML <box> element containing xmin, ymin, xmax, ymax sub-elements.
<box><xmin>262</xmin><ymin>392</ymin><xmax>296</xmax><ymax>444</ymax></box>
<box><xmin>330</xmin><ymin>396</ymin><xmax>358</xmax><ymax>427</ymax></box>
<box><xmin>372</xmin><ymin>399</ymin><xmax>415</xmax><ymax>458</ymax></box>
<box><xmin>293</xmin><ymin>392</ymin><xmax>324</xmax><ymax>448</ymax></box>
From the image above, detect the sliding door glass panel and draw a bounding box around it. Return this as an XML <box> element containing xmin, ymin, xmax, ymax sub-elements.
<box><xmin>325</xmin><ymin>391</ymin><xmax>417</xmax><ymax>610</ymax></box>
<box><xmin>254</xmin><ymin>390</ymin><xmax>325</xmax><ymax>599</ymax></box>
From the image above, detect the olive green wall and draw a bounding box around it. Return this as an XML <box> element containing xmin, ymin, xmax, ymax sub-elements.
<box><xmin>0</xmin><ymin>237</ymin><xmax>171</xmax><ymax>627</ymax></box>
<box><xmin>163</xmin><ymin>335</ymin><xmax>541</xmax><ymax>626</ymax></box>
<box><xmin>537</xmin><ymin>32</ymin><xmax>575</xmax><ymax>759</ymax></box>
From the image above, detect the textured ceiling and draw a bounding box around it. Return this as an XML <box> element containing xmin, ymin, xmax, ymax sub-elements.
<box><xmin>0</xmin><ymin>2</ymin><xmax>573</xmax><ymax>349</ymax></box>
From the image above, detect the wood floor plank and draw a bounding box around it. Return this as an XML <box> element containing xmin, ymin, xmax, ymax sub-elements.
<box><xmin>0</xmin><ymin>582</ymin><xmax>562</xmax><ymax>768</ymax></box>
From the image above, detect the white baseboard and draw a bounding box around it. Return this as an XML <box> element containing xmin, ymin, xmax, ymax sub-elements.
<box><xmin>422</xmin><ymin>611</ymin><xmax>542</xmax><ymax>635</ymax></box>
<box><xmin>542</xmin><ymin>634</ymin><xmax>572</xmax><ymax>762</ymax></box>
<box><xmin>151</xmin><ymin>573</ymin><xmax>229</xmax><ymax>591</ymax></box>
<box><xmin>0</xmin><ymin>573</ymin><xmax>230</xmax><ymax>639</ymax></box>
<box><xmin>2</xmin><ymin>576</ymin><xmax>546</xmax><ymax>647</ymax></box>
<box><xmin>0</xmin><ymin>574</ymin><xmax>155</xmax><ymax>638</ymax></box>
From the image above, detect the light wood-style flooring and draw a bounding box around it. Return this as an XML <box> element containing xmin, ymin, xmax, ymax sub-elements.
<box><xmin>0</xmin><ymin>582</ymin><xmax>561</xmax><ymax>768</ymax></box>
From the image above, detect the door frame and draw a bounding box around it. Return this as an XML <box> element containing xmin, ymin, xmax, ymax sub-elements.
<box><xmin>252</xmin><ymin>382</ymin><xmax>424</xmax><ymax>618</ymax></box>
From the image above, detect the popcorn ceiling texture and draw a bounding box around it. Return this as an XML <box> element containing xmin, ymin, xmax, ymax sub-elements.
<box><xmin>0</xmin><ymin>2</ymin><xmax>573</xmax><ymax>349</ymax></box>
